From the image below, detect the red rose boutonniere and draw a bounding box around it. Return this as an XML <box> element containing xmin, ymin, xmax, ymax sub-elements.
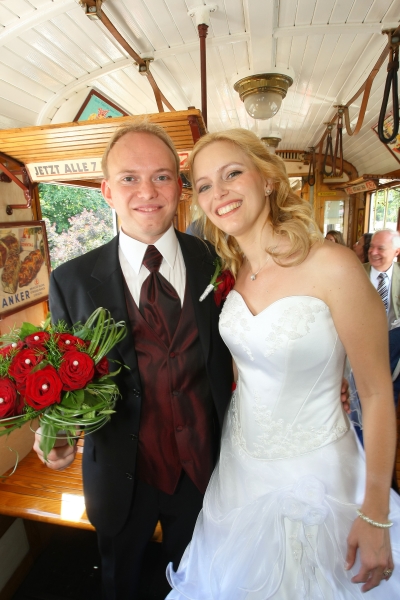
<box><xmin>199</xmin><ymin>259</ymin><xmax>235</xmax><ymax>306</ymax></box>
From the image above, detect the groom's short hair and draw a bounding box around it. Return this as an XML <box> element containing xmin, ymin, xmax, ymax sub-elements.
<box><xmin>102</xmin><ymin>120</ymin><xmax>180</xmax><ymax>178</ymax></box>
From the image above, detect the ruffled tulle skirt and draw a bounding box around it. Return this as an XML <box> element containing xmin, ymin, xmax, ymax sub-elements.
<box><xmin>166</xmin><ymin>404</ymin><xmax>400</xmax><ymax>599</ymax></box>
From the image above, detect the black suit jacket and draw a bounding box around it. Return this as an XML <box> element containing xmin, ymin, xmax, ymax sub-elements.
<box><xmin>49</xmin><ymin>231</ymin><xmax>233</xmax><ymax>536</ymax></box>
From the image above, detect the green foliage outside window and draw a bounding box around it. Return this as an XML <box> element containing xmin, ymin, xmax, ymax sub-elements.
<box><xmin>370</xmin><ymin>187</ymin><xmax>400</xmax><ymax>231</ymax></box>
<box><xmin>39</xmin><ymin>184</ymin><xmax>114</xmax><ymax>269</ymax></box>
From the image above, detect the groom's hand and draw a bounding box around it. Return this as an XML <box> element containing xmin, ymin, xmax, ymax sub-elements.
<box><xmin>341</xmin><ymin>378</ymin><xmax>350</xmax><ymax>414</ymax></box>
<box><xmin>33</xmin><ymin>427</ymin><xmax>78</xmax><ymax>471</ymax></box>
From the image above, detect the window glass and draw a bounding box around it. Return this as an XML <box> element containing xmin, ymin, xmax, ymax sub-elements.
<box><xmin>324</xmin><ymin>200</ymin><xmax>344</xmax><ymax>235</ymax></box>
<box><xmin>39</xmin><ymin>184</ymin><xmax>115</xmax><ymax>270</ymax></box>
<box><xmin>369</xmin><ymin>187</ymin><xmax>400</xmax><ymax>232</ymax></box>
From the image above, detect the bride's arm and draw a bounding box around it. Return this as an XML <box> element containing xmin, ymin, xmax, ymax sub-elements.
<box><xmin>316</xmin><ymin>243</ymin><xmax>396</xmax><ymax>593</ymax></box>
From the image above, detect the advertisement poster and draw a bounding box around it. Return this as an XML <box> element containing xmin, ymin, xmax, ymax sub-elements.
<box><xmin>0</xmin><ymin>221</ymin><xmax>50</xmax><ymax>317</ymax></box>
<box><xmin>74</xmin><ymin>90</ymin><xmax>129</xmax><ymax>122</ymax></box>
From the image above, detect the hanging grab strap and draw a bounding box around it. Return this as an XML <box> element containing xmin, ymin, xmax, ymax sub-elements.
<box><xmin>378</xmin><ymin>39</ymin><xmax>399</xmax><ymax>144</ymax></box>
<box><xmin>333</xmin><ymin>109</ymin><xmax>344</xmax><ymax>177</ymax></box>
<box><xmin>322</xmin><ymin>125</ymin><xmax>334</xmax><ymax>177</ymax></box>
<box><xmin>307</xmin><ymin>148</ymin><xmax>316</xmax><ymax>187</ymax></box>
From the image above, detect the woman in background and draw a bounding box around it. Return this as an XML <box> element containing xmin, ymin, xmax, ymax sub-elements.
<box><xmin>353</xmin><ymin>232</ymin><xmax>373</xmax><ymax>263</ymax></box>
<box><xmin>325</xmin><ymin>229</ymin><xmax>345</xmax><ymax>245</ymax></box>
<box><xmin>166</xmin><ymin>128</ymin><xmax>400</xmax><ymax>599</ymax></box>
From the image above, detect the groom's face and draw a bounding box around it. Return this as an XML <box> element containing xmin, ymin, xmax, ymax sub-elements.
<box><xmin>101</xmin><ymin>132</ymin><xmax>182</xmax><ymax>244</ymax></box>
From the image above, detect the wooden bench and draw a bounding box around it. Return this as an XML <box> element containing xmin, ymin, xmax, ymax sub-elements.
<box><xmin>0</xmin><ymin>440</ymin><xmax>162</xmax><ymax>538</ymax></box>
<box><xmin>0</xmin><ymin>440</ymin><xmax>93</xmax><ymax>530</ymax></box>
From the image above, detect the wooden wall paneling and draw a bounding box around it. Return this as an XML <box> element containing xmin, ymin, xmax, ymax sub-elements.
<box><xmin>176</xmin><ymin>191</ymin><xmax>193</xmax><ymax>233</ymax></box>
<box><xmin>0</xmin><ymin>110</ymin><xmax>206</xmax><ymax>167</ymax></box>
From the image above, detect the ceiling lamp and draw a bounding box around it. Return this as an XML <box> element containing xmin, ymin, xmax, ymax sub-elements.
<box><xmin>261</xmin><ymin>136</ymin><xmax>281</xmax><ymax>153</ymax></box>
<box><xmin>234</xmin><ymin>73</ymin><xmax>293</xmax><ymax>120</ymax></box>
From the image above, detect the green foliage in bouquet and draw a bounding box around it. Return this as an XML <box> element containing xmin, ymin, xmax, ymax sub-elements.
<box><xmin>0</xmin><ymin>308</ymin><xmax>127</xmax><ymax>461</ymax></box>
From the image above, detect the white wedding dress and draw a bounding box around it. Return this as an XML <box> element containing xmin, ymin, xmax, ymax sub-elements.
<box><xmin>166</xmin><ymin>292</ymin><xmax>400</xmax><ymax>599</ymax></box>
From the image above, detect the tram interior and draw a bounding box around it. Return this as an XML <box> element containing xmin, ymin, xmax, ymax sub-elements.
<box><xmin>0</xmin><ymin>0</ymin><xmax>399</xmax><ymax>598</ymax></box>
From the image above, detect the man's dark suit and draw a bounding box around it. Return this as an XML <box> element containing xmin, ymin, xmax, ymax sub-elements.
<box><xmin>49</xmin><ymin>230</ymin><xmax>233</xmax><ymax>592</ymax></box>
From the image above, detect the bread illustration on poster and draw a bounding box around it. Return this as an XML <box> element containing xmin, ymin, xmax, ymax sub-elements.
<box><xmin>0</xmin><ymin>222</ymin><xmax>50</xmax><ymax>317</ymax></box>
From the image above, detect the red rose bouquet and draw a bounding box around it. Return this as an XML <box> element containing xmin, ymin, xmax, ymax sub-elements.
<box><xmin>0</xmin><ymin>308</ymin><xmax>126</xmax><ymax>460</ymax></box>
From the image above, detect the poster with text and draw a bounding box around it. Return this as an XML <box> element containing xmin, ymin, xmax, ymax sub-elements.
<box><xmin>0</xmin><ymin>221</ymin><xmax>50</xmax><ymax>317</ymax></box>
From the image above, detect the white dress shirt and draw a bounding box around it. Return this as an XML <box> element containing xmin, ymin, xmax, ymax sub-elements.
<box><xmin>119</xmin><ymin>225</ymin><xmax>186</xmax><ymax>306</ymax></box>
<box><xmin>370</xmin><ymin>263</ymin><xmax>394</xmax><ymax>326</ymax></box>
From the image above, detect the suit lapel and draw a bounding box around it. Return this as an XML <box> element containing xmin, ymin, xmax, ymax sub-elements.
<box><xmin>392</xmin><ymin>263</ymin><xmax>400</xmax><ymax>320</ymax></box>
<box><xmin>177</xmin><ymin>231</ymin><xmax>216</xmax><ymax>362</ymax></box>
<box><xmin>88</xmin><ymin>237</ymin><xmax>140</xmax><ymax>388</ymax></box>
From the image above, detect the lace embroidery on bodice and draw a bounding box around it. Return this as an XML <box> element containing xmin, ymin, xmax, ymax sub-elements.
<box><xmin>219</xmin><ymin>290</ymin><xmax>254</xmax><ymax>361</ymax></box>
<box><xmin>220</xmin><ymin>292</ymin><xmax>349</xmax><ymax>460</ymax></box>
<box><xmin>231</xmin><ymin>391</ymin><xmax>348</xmax><ymax>459</ymax></box>
<box><xmin>264</xmin><ymin>301</ymin><xmax>328</xmax><ymax>357</ymax></box>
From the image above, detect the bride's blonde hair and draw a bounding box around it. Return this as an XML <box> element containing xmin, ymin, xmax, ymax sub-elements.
<box><xmin>188</xmin><ymin>129</ymin><xmax>322</xmax><ymax>277</ymax></box>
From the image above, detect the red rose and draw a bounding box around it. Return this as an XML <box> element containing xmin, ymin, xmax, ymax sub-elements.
<box><xmin>24</xmin><ymin>365</ymin><xmax>63</xmax><ymax>410</ymax></box>
<box><xmin>0</xmin><ymin>378</ymin><xmax>18</xmax><ymax>418</ymax></box>
<box><xmin>24</xmin><ymin>332</ymin><xmax>50</xmax><ymax>350</ymax></box>
<box><xmin>59</xmin><ymin>350</ymin><xmax>95</xmax><ymax>391</ymax></box>
<box><xmin>9</xmin><ymin>349</ymin><xmax>45</xmax><ymax>385</ymax></box>
<box><xmin>95</xmin><ymin>356</ymin><xmax>109</xmax><ymax>378</ymax></box>
<box><xmin>214</xmin><ymin>270</ymin><xmax>235</xmax><ymax>306</ymax></box>
<box><xmin>55</xmin><ymin>333</ymin><xmax>87</xmax><ymax>352</ymax></box>
<box><xmin>0</xmin><ymin>341</ymin><xmax>23</xmax><ymax>357</ymax></box>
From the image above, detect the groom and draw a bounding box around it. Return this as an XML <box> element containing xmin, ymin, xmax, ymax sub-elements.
<box><xmin>33</xmin><ymin>121</ymin><xmax>234</xmax><ymax>599</ymax></box>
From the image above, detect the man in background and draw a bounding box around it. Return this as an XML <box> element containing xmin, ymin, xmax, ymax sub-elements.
<box><xmin>363</xmin><ymin>229</ymin><xmax>400</xmax><ymax>328</ymax></box>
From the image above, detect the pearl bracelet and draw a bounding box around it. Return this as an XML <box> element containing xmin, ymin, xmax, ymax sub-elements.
<box><xmin>356</xmin><ymin>509</ymin><xmax>393</xmax><ymax>528</ymax></box>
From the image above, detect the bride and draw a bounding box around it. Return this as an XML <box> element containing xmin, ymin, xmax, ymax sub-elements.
<box><xmin>166</xmin><ymin>129</ymin><xmax>400</xmax><ymax>599</ymax></box>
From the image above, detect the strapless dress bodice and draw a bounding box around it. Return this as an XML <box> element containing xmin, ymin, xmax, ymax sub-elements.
<box><xmin>219</xmin><ymin>292</ymin><xmax>349</xmax><ymax>460</ymax></box>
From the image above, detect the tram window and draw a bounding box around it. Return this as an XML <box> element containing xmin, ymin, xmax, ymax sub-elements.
<box><xmin>39</xmin><ymin>184</ymin><xmax>115</xmax><ymax>270</ymax></box>
<box><xmin>369</xmin><ymin>188</ymin><xmax>400</xmax><ymax>232</ymax></box>
<box><xmin>323</xmin><ymin>200</ymin><xmax>344</xmax><ymax>235</ymax></box>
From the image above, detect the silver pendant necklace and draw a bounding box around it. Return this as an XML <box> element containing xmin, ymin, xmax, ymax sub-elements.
<box><xmin>249</xmin><ymin>255</ymin><xmax>270</xmax><ymax>281</ymax></box>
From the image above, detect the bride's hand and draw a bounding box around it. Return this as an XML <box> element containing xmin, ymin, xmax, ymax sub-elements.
<box><xmin>346</xmin><ymin>517</ymin><xmax>394</xmax><ymax>592</ymax></box>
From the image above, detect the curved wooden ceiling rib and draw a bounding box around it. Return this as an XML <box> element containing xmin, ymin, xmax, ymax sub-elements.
<box><xmin>37</xmin><ymin>58</ymin><xmax>133</xmax><ymax>125</ymax></box>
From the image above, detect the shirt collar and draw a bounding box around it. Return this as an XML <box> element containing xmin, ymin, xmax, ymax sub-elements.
<box><xmin>371</xmin><ymin>262</ymin><xmax>394</xmax><ymax>281</ymax></box>
<box><xmin>119</xmin><ymin>225</ymin><xmax>178</xmax><ymax>274</ymax></box>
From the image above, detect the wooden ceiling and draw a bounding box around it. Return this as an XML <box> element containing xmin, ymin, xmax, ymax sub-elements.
<box><xmin>0</xmin><ymin>109</ymin><xmax>205</xmax><ymax>165</ymax></box>
<box><xmin>0</xmin><ymin>1</ymin><xmax>399</xmax><ymax>177</ymax></box>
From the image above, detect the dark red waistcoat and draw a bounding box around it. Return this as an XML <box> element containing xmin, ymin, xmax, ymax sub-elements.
<box><xmin>124</xmin><ymin>280</ymin><xmax>216</xmax><ymax>495</ymax></box>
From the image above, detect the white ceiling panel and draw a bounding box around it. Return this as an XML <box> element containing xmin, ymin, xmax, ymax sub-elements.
<box><xmin>295</xmin><ymin>0</ymin><xmax>318</xmax><ymax>26</ymax></box>
<box><xmin>0</xmin><ymin>5</ymin><xmax>19</xmax><ymax>27</ymax></box>
<box><xmin>0</xmin><ymin>96</ymin><xmax>38</xmax><ymax>124</ymax></box>
<box><xmin>0</xmin><ymin>79</ymin><xmax>45</xmax><ymax>113</ymax></box>
<box><xmin>1</xmin><ymin>0</ymin><xmax>35</xmax><ymax>19</ymax></box>
<box><xmin>148</xmin><ymin>0</ymin><xmax>186</xmax><ymax>46</ymax></box>
<box><xmin>0</xmin><ymin>0</ymin><xmax>397</xmax><ymax>177</ymax></box>
<box><xmin>5</xmin><ymin>38</ymin><xmax>75</xmax><ymax>84</ymax></box>
<box><xmin>0</xmin><ymin>62</ymin><xmax>52</xmax><ymax>101</ymax></box>
<box><xmin>164</xmin><ymin>0</ymin><xmax>199</xmax><ymax>44</ymax></box>
<box><xmin>365</xmin><ymin>0</ymin><xmax>396</xmax><ymax>22</ymax></box>
<box><xmin>312</xmin><ymin>0</ymin><xmax>337</xmax><ymax>25</ymax></box>
<box><xmin>348</xmin><ymin>0</ymin><xmax>377</xmax><ymax>22</ymax></box>
<box><xmin>384</xmin><ymin>0</ymin><xmax>400</xmax><ymax>21</ymax></box>
<box><xmin>35</xmin><ymin>21</ymin><xmax>100</xmax><ymax>71</ymax></box>
<box><xmin>0</xmin><ymin>45</ymin><xmax>64</xmax><ymax>91</ymax></box>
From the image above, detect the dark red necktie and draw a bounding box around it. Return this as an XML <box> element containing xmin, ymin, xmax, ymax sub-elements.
<box><xmin>139</xmin><ymin>245</ymin><xmax>181</xmax><ymax>346</ymax></box>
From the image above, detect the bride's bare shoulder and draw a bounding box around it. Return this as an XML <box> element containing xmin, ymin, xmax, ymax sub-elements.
<box><xmin>307</xmin><ymin>239</ymin><xmax>370</xmax><ymax>295</ymax></box>
<box><xmin>308</xmin><ymin>239</ymin><xmax>361</xmax><ymax>268</ymax></box>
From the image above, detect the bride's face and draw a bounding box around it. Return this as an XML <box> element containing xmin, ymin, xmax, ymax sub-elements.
<box><xmin>193</xmin><ymin>141</ymin><xmax>272</xmax><ymax>240</ymax></box>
